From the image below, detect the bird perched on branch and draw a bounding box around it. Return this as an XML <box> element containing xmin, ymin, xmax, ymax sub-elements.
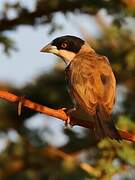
<box><xmin>40</xmin><ymin>35</ymin><xmax>121</xmax><ymax>141</ymax></box>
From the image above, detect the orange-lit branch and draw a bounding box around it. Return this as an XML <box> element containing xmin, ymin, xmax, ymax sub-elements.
<box><xmin>0</xmin><ymin>90</ymin><xmax>135</xmax><ymax>142</ymax></box>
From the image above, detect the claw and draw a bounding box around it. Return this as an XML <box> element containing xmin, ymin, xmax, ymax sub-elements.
<box><xmin>62</xmin><ymin>107</ymin><xmax>67</xmax><ymax>111</ymax></box>
<box><xmin>18</xmin><ymin>96</ymin><xmax>25</xmax><ymax>116</ymax></box>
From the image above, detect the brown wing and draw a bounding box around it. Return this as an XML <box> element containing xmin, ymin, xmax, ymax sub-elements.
<box><xmin>66</xmin><ymin>52</ymin><xmax>116</xmax><ymax>115</ymax></box>
<box><xmin>98</xmin><ymin>56</ymin><xmax>116</xmax><ymax>113</ymax></box>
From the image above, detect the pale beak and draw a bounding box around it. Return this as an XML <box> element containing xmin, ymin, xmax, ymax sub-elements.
<box><xmin>40</xmin><ymin>43</ymin><xmax>58</xmax><ymax>54</ymax></box>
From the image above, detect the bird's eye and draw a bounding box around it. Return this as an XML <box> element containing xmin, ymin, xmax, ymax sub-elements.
<box><xmin>61</xmin><ymin>42</ymin><xmax>68</xmax><ymax>49</ymax></box>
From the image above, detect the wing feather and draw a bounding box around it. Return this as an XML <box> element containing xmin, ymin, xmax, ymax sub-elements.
<box><xmin>66</xmin><ymin>52</ymin><xmax>116</xmax><ymax>115</ymax></box>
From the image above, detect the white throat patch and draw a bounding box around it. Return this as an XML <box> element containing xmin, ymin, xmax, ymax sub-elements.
<box><xmin>58</xmin><ymin>49</ymin><xmax>76</xmax><ymax>65</ymax></box>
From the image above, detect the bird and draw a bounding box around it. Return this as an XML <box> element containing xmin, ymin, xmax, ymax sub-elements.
<box><xmin>40</xmin><ymin>35</ymin><xmax>121</xmax><ymax>141</ymax></box>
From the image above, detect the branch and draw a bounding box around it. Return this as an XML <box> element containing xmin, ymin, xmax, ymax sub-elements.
<box><xmin>0</xmin><ymin>90</ymin><xmax>135</xmax><ymax>142</ymax></box>
<box><xmin>0</xmin><ymin>146</ymin><xmax>100</xmax><ymax>178</ymax></box>
<box><xmin>40</xmin><ymin>146</ymin><xmax>100</xmax><ymax>177</ymax></box>
<box><xmin>0</xmin><ymin>0</ymin><xmax>127</xmax><ymax>32</ymax></box>
<box><xmin>0</xmin><ymin>1</ymin><xmax>93</xmax><ymax>32</ymax></box>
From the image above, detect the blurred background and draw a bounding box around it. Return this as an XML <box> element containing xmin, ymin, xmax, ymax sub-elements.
<box><xmin>0</xmin><ymin>0</ymin><xmax>135</xmax><ymax>179</ymax></box>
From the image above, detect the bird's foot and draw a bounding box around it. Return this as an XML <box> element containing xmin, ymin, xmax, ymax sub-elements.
<box><xmin>62</xmin><ymin>107</ymin><xmax>76</xmax><ymax>129</ymax></box>
<box><xmin>64</xmin><ymin>116</ymin><xmax>71</xmax><ymax>129</ymax></box>
<box><xmin>62</xmin><ymin>107</ymin><xmax>76</xmax><ymax>115</ymax></box>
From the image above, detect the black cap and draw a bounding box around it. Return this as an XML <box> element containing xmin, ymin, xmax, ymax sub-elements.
<box><xmin>51</xmin><ymin>35</ymin><xmax>84</xmax><ymax>53</ymax></box>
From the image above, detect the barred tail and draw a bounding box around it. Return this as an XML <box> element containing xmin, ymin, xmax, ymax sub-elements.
<box><xmin>94</xmin><ymin>105</ymin><xmax>122</xmax><ymax>142</ymax></box>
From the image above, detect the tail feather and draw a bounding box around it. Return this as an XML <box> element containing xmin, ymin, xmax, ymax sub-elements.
<box><xmin>94</xmin><ymin>105</ymin><xmax>122</xmax><ymax>142</ymax></box>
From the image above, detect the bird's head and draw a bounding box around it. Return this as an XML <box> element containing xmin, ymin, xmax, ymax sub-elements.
<box><xmin>40</xmin><ymin>35</ymin><xmax>94</xmax><ymax>64</ymax></box>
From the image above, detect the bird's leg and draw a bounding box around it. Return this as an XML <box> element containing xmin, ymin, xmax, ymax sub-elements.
<box><xmin>62</xmin><ymin>107</ymin><xmax>76</xmax><ymax>128</ymax></box>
